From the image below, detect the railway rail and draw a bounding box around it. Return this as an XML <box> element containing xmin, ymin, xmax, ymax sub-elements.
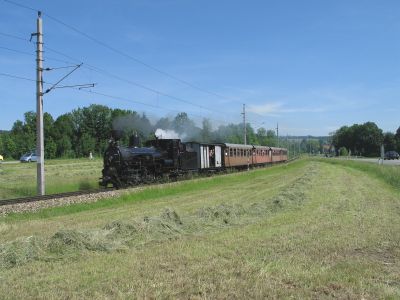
<box><xmin>0</xmin><ymin>157</ymin><xmax>298</xmax><ymax>210</ymax></box>
<box><xmin>0</xmin><ymin>188</ymin><xmax>113</xmax><ymax>207</ymax></box>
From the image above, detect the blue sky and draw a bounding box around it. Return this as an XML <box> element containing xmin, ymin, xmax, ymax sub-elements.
<box><xmin>1</xmin><ymin>0</ymin><xmax>399</xmax><ymax>136</ymax></box>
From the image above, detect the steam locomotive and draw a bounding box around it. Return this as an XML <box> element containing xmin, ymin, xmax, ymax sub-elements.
<box><xmin>100</xmin><ymin>131</ymin><xmax>288</xmax><ymax>188</ymax></box>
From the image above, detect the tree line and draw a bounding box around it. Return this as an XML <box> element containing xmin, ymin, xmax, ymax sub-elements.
<box><xmin>0</xmin><ymin>104</ymin><xmax>283</xmax><ymax>159</ymax></box>
<box><xmin>331</xmin><ymin>122</ymin><xmax>400</xmax><ymax>157</ymax></box>
<box><xmin>4</xmin><ymin>104</ymin><xmax>394</xmax><ymax>160</ymax></box>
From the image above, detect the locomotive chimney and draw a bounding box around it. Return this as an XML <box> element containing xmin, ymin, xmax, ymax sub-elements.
<box><xmin>111</xmin><ymin>130</ymin><xmax>124</xmax><ymax>141</ymax></box>
<box><xmin>129</xmin><ymin>132</ymin><xmax>140</xmax><ymax>147</ymax></box>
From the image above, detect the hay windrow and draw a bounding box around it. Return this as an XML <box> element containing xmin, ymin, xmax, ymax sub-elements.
<box><xmin>0</xmin><ymin>165</ymin><xmax>319</xmax><ymax>270</ymax></box>
<box><xmin>0</xmin><ymin>236</ymin><xmax>46</xmax><ymax>269</ymax></box>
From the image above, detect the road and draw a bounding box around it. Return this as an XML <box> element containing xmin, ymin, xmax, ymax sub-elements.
<box><xmin>1</xmin><ymin>161</ymin><xmax>21</xmax><ymax>164</ymax></box>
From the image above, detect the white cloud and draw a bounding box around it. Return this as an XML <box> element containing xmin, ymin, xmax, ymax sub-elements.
<box><xmin>247</xmin><ymin>102</ymin><xmax>327</xmax><ymax>116</ymax></box>
<box><xmin>247</xmin><ymin>102</ymin><xmax>283</xmax><ymax>115</ymax></box>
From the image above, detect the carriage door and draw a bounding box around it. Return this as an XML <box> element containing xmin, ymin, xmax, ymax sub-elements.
<box><xmin>214</xmin><ymin>146</ymin><xmax>222</xmax><ymax>167</ymax></box>
<box><xmin>200</xmin><ymin>145</ymin><xmax>210</xmax><ymax>169</ymax></box>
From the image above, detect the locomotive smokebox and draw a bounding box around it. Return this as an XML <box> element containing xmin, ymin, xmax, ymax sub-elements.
<box><xmin>129</xmin><ymin>133</ymin><xmax>141</xmax><ymax>148</ymax></box>
<box><xmin>111</xmin><ymin>130</ymin><xmax>124</xmax><ymax>141</ymax></box>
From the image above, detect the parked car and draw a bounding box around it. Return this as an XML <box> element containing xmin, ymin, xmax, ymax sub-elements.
<box><xmin>0</xmin><ymin>154</ymin><xmax>3</xmax><ymax>162</ymax></box>
<box><xmin>20</xmin><ymin>152</ymin><xmax>37</xmax><ymax>162</ymax></box>
<box><xmin>384</xmin><ymin>151</ymin><xmax>400</xmax><ymax>160</ymax></box>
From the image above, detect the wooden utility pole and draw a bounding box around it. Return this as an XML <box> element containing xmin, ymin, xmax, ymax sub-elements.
<box><xmin>33</xmin><ymin>11</ymin><xmax>45</xmax><ymax>195</ymax></box>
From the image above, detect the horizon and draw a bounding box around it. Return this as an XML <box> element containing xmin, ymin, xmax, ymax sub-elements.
<box><xmin>1</xmin><ymin>0</ymin><xmax>399</xmax><ymax>135</ymax></box>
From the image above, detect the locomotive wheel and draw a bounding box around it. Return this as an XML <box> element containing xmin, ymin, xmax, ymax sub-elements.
<box><xmin>111</xmin><ymin>178</ymin><xmax>122</xmax><ymax>189</ymax></box>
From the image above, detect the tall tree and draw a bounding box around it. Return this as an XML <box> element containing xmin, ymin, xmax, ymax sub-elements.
<box><xmin>383</xmin><ymin>132</ymin><xmax>396</xmax><ymax>151</ymax></box>
<box><xmin>173</xmin><ymin>112</ymin><xmax>195</xmax><ymax>135</ymax></box>
<box><xmin>201</xmin><ymin>118</ymin><xmax>212</xmax><ymax>143</ymax></box>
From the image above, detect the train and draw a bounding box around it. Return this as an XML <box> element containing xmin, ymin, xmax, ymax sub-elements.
<box><xmin>100</xmin><ymin>131</ymin><xmax>288</xmax><ymax>188</ymax></box>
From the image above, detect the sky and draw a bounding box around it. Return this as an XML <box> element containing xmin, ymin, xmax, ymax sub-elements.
<box><xmin>0</xmin><ymin>0</ymin><xmax>399</xmax><ymax>136</ymax></box>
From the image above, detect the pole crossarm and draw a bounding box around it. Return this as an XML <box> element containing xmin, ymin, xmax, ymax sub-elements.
<box><xmin>51</xmin><ymin>83</ymin><xmax>96</xmax><ymax>90</ymax></box>
<box><xmin>44</xmin><ymin>63</ymin><xmax>83</xmax><ymax>94</ymax></box>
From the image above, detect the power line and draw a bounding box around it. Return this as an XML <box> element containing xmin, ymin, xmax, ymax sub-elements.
<box><xmin>2</xmin><ymin>0</ymin><xmax>243</xmax><ymax>124</ymax></box>
<box><xmin>1</xmin><ymin>39</ymin><xmax>229</xmax><ymax>120</ymax></box>
<box><xmin>0</xmin><ymin>45</ymin><xmax>78</xmax><ymax>65</ymax></box>
<box><xmin>0</xmin><ymin>72</ymin><xmax>36</xmax><ymax>82</ymax></box>
<box><xmin>0</xmin><ymin>71</ymin><xmax>230</xmax><ymax>125</ymax></box>
<box><xmin>0</xmin><ymin>45</ymin><xmax>33</xmax><ymax>56</ymax></box>
<box><xmin>3</xmin><ymin>0</ymin><xmax>239</xmax><ymax>104</ymax></box>
<box><xmin>0</xmin><ymin>31</ymin><xmax>29</xmax><ymax>41</ymax></box>
<box><xmin>42</xmin><ymin>14</ymin><xmax>236</xmax><ymax>102</ymax></box>
<box><xmin>3</xmin><ymin>0</ymin><xmax>36</xmax><ymax>11</ymax></box>
<box><xmin>80</xmin><ymin>89</ymin><xmax>228</xmax><ymax>125</ymax></box>
<box><xmin>44</xmin><ymin>45</ymin><xmax>226</xmax><ymax>115</ymax></box>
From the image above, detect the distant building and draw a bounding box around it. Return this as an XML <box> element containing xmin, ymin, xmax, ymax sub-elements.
<box><xmin>322</xmin><ymin>144</ymin><xmax>335</xmax><ymax>155</ymax></box>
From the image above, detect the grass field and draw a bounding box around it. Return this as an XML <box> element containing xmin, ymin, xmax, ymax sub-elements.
<box><xmin>0</xmin><ymin>158</ymin><xmax>102</xmax><ymax>199</ymax></box>
<box><xmin>0</xmin><ymin>159</ymin><xmax>399</xmax><ymax>298</ymax></box>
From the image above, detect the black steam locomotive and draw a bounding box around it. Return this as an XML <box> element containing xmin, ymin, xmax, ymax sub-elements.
<box><xmin>100</xmin><ymin>131</ymin><xmax>288</xmax><ymax>188</ymax></box>
<box><xmin>100</xmin><ymin>131</ymin><xmax>198</xmax><ymax>188</ymax></box>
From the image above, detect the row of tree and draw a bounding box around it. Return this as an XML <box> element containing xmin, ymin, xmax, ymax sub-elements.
<box><xmin>331</xmin><ymin>122</ymin><xmax>400</xmax><ymax>157</ymax></box>
<box><xmin>0</xmin><ymin>104</ymin><xmax>282</xmax><ymax>159</ymax></box>
<box><xmin>4</xmin><ymin>104</ymin><xmax>394</xmax><ymax>160</ymax></box>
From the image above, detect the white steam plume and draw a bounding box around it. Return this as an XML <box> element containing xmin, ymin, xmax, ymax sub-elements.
<box><xmin>155</xmin><ymin>128</ymin><xmax>183</xmax><ymax>139</ymax></box>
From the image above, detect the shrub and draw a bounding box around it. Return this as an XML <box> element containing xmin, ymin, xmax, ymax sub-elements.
<box><xmin>339</xmin><ymin>147</ymin><xmax>348</xmax><ymax>156</ymax></box>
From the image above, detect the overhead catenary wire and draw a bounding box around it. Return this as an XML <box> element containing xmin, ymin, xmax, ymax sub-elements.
<box><xmin>0</xmin><ymin>33</ymin><xmax>235</xmax><ymax>125</ymax></box>
<box><xmin>0</xmin><ymin>72</ymin><xmax>36</xmax><ymax>82</ymax></box>
<box><xmin>2</xmin><ymin>0</ymin><xmax>259</xmax><ymax>126</ymax></box>
<box><xmin>0</xmin><ymin>45</ymin><xmax>33</xmax><ymax>56</ymax></box>
<box><xmin>1</xmin><ymin>71</ymin><xmax>228</xmax><ymax>126</ymax></box>
<box><xmin>2</xmin><ymin>0</ymin><xmax>241</xmax><ymax>104</ymax></box>
<box><xmin>43</xmin><ymin>45</ymin><xmax>228</xmax><ymax>115</ymax></box>
<box><xmin>3</xmin><ymin>0</ymin><xmax>36</xmax><ymax>12</ymax></box>
<box><xmin>79</xmin><ymin>89</ymin><xmax>229</xmax><ymax>126</ymax></box>
<box><xmin>44</xmin><ymin>45</ymin><xmax>274</xmax><ymax>128</ymax></box>
<box><xmin>0</xmin><ymin>31</ymin><xmax>30</xmax><ymax>41</ymax></box>
<box><xmin>38</xmin><ymin>16</ymin><xmax>277</xmax><ymax>121</ymax></box>
<box><xmin>0</xmin><ymin>45</ymin><xmax>78</xmax><ymax>65</ymax></box>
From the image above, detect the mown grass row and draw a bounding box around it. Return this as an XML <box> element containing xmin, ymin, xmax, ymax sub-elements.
<box><xmin>1</xmin><ymin>160</ymin><xmax>399</xmax><ymax>298</ymax></box>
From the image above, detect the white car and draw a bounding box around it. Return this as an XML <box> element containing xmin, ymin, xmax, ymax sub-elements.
<box><xmin>20</xmin><ymin>152</ymin><xmax>37</xmax><ymax>162</ymax></box>
<box><xmin>0</xmin><ymin>155</ymin><xmax>3</xmax><ymax>162</ymax></box>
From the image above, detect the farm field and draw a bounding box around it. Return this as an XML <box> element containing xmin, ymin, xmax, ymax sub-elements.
<box><xmin>0</xmin><ymin>158</ymin><xmax>103</xmax><ymax>199</ymax></box>
<box><xmin>0</xmin><ymin>159</ymin><xmax>399</xmax><ymax>298</ymax></box>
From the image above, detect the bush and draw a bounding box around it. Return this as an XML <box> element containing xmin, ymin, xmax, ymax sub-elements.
<box><xmin>339</xmin><ymin>147</ymin><xmax>348</xmax><ymax>156</ymax></box>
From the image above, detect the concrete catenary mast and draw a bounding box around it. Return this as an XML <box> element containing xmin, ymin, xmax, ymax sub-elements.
<box><xmin>32</xmin><ymin>11</ymin><xmax>45</xmax><ymax>195</ymax></box>
<box><xmin>242</xmin><ymin>104</ymin><xmax>246</xmax><ymax>145</ymax></box>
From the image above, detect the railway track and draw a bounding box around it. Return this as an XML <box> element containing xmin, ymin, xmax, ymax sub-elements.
<box><xmin>0</xmin><ymin>188</ymin><xmax>114</xmax><ymax>207</ymax></box>
<box><xmin>0</xmin><ymin>157</ymin><xmax>299</xmax><ymax>209</ymax></box>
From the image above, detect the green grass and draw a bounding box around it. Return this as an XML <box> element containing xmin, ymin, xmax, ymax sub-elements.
<box><xmin>0</xmin><ymin>158</ymin><xmax>102</xmax><ymax>199</ymax></box>
<box><xmin>0</xmin><ymin>159</ymin><xmax>399</xmax><ymax>298</ymax></box>
<box><xmin>2</xmin><ymin>161</ymin><xmax>301</xmax><ymax>223</ymax></box>
<box><xmin>317</xmin><ymin>157</ymin><xmax>400</xmax><ymax>190</ymax></box>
